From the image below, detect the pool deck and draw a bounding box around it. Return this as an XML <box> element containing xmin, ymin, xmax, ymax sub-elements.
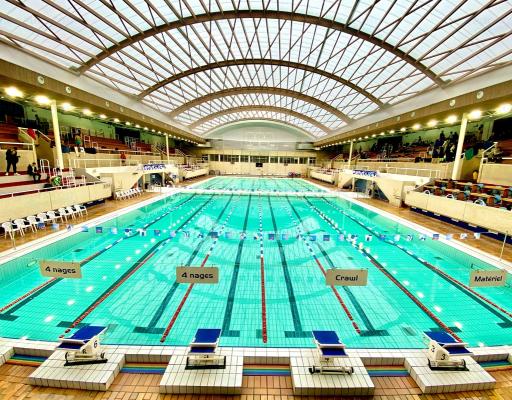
<box><xmin>0</xmin><ymin>176</ymin><xmax>511</xmax><ymax>398</ymax></box>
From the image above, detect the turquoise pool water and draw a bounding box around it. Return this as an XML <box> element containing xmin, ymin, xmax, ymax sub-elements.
<box><xmin>192</xmin><ymin>177</ymin><xmax>324</xmax><ymax>192</ymax></box>
<box><xmin>0</xmin><ymin>180</ymin><xmax>510</xmax><ymax>349</ymax></box>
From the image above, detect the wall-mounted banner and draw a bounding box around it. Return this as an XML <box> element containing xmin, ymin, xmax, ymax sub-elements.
<box><xmin>176</xmin><ymin>266</ymin><xmax>219</xmax><ymax>284</ymax></box>
<box><xmin>142</xmin><ymin>163</ymin><xmax>165</xmax><ymax>171</ymax></box>
<box><xmin>469</xmin><ymin>269</ymin><xmax>507</xmax><ymax>287</ymax></box>
<box><xmin>326</xmin><ymin>269</ymin><xmax>368</xmax><ymax>286</ymax></box>
<box><xmin>39</xmin><ymin>260</ymin><xmax>82</xmax><ymax>279</ymax></box>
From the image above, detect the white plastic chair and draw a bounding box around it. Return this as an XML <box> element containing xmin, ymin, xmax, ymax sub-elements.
<box><xmin>73</xmin><ymin>204</ymin><xmax>87</xmax><ymax>216</ymax></box>
<box><xmin>36</xmin><ymin>212</ymin><xmax>51</xmax><ymax>224</ymax></box>
<box><xmin>65</xmin><ymin>206</ymin><xmax>78</xmax><ymax>219</ymax></box>
<box><xmin>46</xmin><ymin>210</ymin><xmax>63</xmax><ymax>223</ymax></box>
<box><xmin>26</xmin><ymin>216</ymin><xmax>40</xmax><ymax>231</ymax></box>
<box><xmin>13</xmin><ymin>218</ymin><xmax>32</xmax><ymax>234</ymax></box>
<box><xmin>2</xmin><ymin>222</ymin><xmax>23</xmax><ymax>239</ymax></box>
<box><xmin>58</xmin><ymin>208</ymin><xmax>73</xmax><ymax>221</ymax></box>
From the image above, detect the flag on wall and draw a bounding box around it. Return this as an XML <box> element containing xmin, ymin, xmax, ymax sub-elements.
<box><xmin>338</xmin><ymin>234</ymin><xmax>345</xmax><ymax>241</ymax></box>
<box><xmin>95</xmin><ymin>226</ymin><xmax>103</xmax><ymax>234</ymax></box>
<box><xmin>268</xmin><ymin>233</ymin><xmax>275</xmax><ymax>240</ymax></box>
<box><xmin>445</xmin><ymin>234</ymin><xmax>453</xmax><ymax>241</ymax></box>
<box><xmin>154</xmin><ymin>229</ymin><xmax>161</xmax><ymax>237</ymax></box>
<box><xmin>81</xmin><ymin>226</ymin><xmax>89</xmax><ymax>232</ymax></box>
<box><xmin>110</xmin><ymin>227</ymin><xmax>118</xmax><ymax>235</ymax></box>
<box><xmin>210</xmin><ymin>231</ymin><xmax>218</xmax><ymax>238</ymax></box>
<box><xmin>66</xmin><ymin>224</ymin><xmax>73</xmax><ymax>232</ymax></box>
<box><xmin>406</xmin><ymin>234</ymin><xmax>413</xmax><ymax>242</ymax></box>
<box><xmin>432</xmin><ymin>233</ymin><xmax>440</xmax><ymax>240</ymax></box>
<box><xmin>365</xmin><ymin>234</ymin><xmax>373</xmax><ymax>242</ymax></box>
<box><xmin>323</xmin><ymin>234</ymin><xmax>330</xmax><ymax>242</ymax></box>
<box><xmin>225</xmin><ymin>231</ymin><xmax>232</xmax><ymax>239</ymax></box>
<box><xmin>282</xmin><ymin>233</ymin><xmax>289</xmax><ymax>241</ymax></box>
<box><xmin>419</xmin><ymin>234</ymin><xmax>427</xmax><ymax>241</ymax></box>
<box><xmin>138</xmin><ymin>229</ymin><xmax>147</xmax><ymax>237</ymax></box>
<box><xmin>309</xmin><ymin>235</ymin><xmax>317</xmax><ymax>242</ymax></box>
<box><xmin>474</xmin><ymin>232</ymin><xmax>481</xmax><ymax>239</ymax></box>
<box><xmin>170</xmin><ymin>230</ymin><xmax>176</xmax><ymax>237</ymax></box>
<box><xmin>125</xmin><ymin>228</ymin><xmax>132</xmax><ymax>235</ymax></box>
<box><xmin>394</xmin><ymin>234</ymin><xmax>401</xmax><ymax>242</ymax></box>
<box><xmin>460</xmin><ymin>233</ymin><xmax>468</xmax><ymax>240</ymax></box>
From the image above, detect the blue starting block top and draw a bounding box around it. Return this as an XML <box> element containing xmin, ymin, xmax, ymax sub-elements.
<box><xmin>312</xmin><ymin>330</ymin><xmax>342</xmax><ymax>346</ymax></box>
<box><xmin>424</xmin><ymin>331</ymin><xmax>472</xmax><ymax>355</ymax></box>
<box><xmin>193</xmin><ymin>328</ymin><xmax>221</xmax><ymax>344</ymax></box>
<box><xmin>56</xmin><ymin>325</ymin><xmax>107</xmax><ymax>350</ymax></box>
<box><xmin>424</xmin><ymin>331</ymin><xmax>457</xmax><ymax>344</ymax></box>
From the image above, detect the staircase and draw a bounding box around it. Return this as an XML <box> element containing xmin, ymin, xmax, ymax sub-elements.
<box><xmin>0</xmin><ymin>172</ymin><xmax>49</xmax><ymax>198</ymax></box>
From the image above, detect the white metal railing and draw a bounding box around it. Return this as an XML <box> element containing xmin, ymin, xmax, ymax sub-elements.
<box><xmin>380</xmin><ymin>166</ymin><xmax>441</xmax><ymax>178</ymax></box>
<box><xmin>0</xmin><ymin>140</ymin><xmax>35</xmax><ymax>151</ymax></box>
<box><xmin>39</xmin><ymin>159</ymin><xmax>50</xmax><ymax>176</ymax></box>
<box><xmin>478</xmin><ymin>141</ymin><xmax>498</xmax><ymax>179</ymax></box>
<box><xmin>0</xmin><ymin>180</ymin><xmax>105</xmax><ymax>198</ymax></box>
<box><xmin>71</xmin><ymin>158</ymin><xmax>140</xmax><ymax>168</ymax></box>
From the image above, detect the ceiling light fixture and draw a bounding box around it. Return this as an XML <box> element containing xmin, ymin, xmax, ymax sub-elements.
<box><xmin>5</xmin><ymin>86</ymin><xmax>22</xmax><ymax>98</ymax></box>
<box><xmin>35</xmin><ymin>95</ymin><xmax>50</xmax><ymax>105</ymax></box>
<box><xmin>445</xmin><ymin>115</ymin><xmax>457</xmax><ymax>124</ymax></box>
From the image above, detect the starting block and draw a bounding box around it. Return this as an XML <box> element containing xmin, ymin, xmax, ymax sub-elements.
<box><xmin>186</xmin><ymin>328</ymin><xmax>226</xmax><ymax>369</ymax></box>
<box><xmin>424</xmin><ymin>331</ymin><xmax>472</xmax><ymax>371</ymax></box>
<box><xmin>56</xmin><ymin>326</ymin><xmax>108</xmax><ymax>366</ymax></box>
<box><xmin>309</xmin><ymin>330</ymin><xmax>354</xmax><ymax>374</ymax></box>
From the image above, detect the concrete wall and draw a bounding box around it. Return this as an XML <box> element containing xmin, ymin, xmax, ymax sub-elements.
<box><xmin>479</xmin><ymin>164</ymin><xmax>512</xmax><ymax>186</ymax></box>
<box><xmin>1</xmin><ymin>182</ymin><xmax>112</xmax><ymax>221</ymax></box>
<box><xmin>0</xmin><ymin>149</ymin><xmax>36</xmax><ymax>172</ymax></box>
<box><xmin>405</xmin><ymin>191</ymin><xmax>512</xmax><ymax>234</ymax></box>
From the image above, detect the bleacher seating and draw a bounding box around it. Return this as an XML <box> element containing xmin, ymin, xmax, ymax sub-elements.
<box><xmin>422</xmin><ymin>178</ymin><xmax>512</xmax><ymax>209</ymax></box>
<box><xmin>0</xmin><ymin>122</ymin><xmax>24</xmax><ymax>148</ymax></box>
<box><xmin>498</xmin><ymin>139</ymin><xmax>512</xmax><ymax>164</ymax></box>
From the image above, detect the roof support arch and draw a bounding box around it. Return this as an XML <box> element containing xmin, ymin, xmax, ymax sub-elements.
<box><xmin>203</xmin><ymin>118</ymin><xmax>315</xmax><ymax>139</ymax></box>
<box><xmin>170</xmin><ymin>86</ymin><xmax>352</xmax><ymax>123</ymax></box>
<box><xmin>139</xmin><ymin>59</ymin><xmax>383</xmax><ymax>106</ymax></box>
<box><xmin>79</xmin><ymin>10</ymin><xmax>444</xmax><ymax>87</ymax></box>
<box><xmin>189</xmin><ymin>105</ymin><xmax>333</xmax><ymax>135</ymax></box>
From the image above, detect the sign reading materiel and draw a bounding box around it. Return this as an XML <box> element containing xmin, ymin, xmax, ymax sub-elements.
<box><xmin>326</xmin><ymin>269</ymin><xmax>368</xmax><ymax>286</ymax></box>
<box><xmin>176</xmin><ymin>266</ymin><xmax>219</xmax><ymax>284</ymax></box>
<box><xmin>39</xmin><ymin>260</ymin><xmax>82</xmax><ymax>279</ymax></box>
<box><xmin>469</xmin><ymin>269</ymin><xmax>507</xmax><ymax>287</ymax></box>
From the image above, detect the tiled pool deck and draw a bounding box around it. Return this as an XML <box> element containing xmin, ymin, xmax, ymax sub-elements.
<box><xmin>0</xmin><ymin>177</ymin><xmax>511</xmax><ymax>398</ymax></box>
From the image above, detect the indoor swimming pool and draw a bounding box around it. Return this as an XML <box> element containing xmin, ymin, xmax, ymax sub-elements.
<box><xmin>192</xmin><ymin>176</ymin><xmax>325</xmax><ymax>192</ymax></box>
<box><xmin>0</xmin><ymin>180</ymin><xmax>510</xmax><ymax>349</ymax></box>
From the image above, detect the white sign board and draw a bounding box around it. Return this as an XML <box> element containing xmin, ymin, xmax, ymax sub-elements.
<box><xmin>469</xmin><ymin>269</ymin><xmax>507</xmax><ymax>287</ymax></box>
<box><xmin>176</xmin><ymin>266</ymin><xmax>219</xmax><ymax>284</ymax></box>
<box><xmin>326</xmin><ymin>269</ymin><xmax>368</xmax><ymax>286</ymax></box>
<box><xmin>39</xmin><ymin>260</ymin><xmax>82</xmax><ymax>279</ymax></box>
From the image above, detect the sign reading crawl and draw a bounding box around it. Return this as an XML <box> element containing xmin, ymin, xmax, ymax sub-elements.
<box><xmin>39</xmin><ymin>260</ymin><xmax>82</xmax><ymax>279</ymax></box>
<box><xmin>326</xmin><ymin>269</ymin><xmax>368</xmax><ymax>286</ymax></box>
<box><xmin>176</xmin><ymin>266</ymin><xmax>219</xmax><ymax>284</ymax></box>
<box><xmin>469</xmin><ymin>269</ymin><xmax>507</xmax><ymax>287</ymax></box>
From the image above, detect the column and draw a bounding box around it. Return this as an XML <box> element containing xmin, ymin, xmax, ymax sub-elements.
<box><xmin>165</xmin><ymin>134</ymin><xmax>170</xmax><ymax>165</ymax></box>
<box><xmin>50</xmin><ymin>100</ymin><xmax>64</xmax><ymax>170</ymax></box>
<box><xmin>451</xmin><ymin>113</ymin><xmax>468</xmax><ymax>180</ymax></box>
<box><xmin>347</xmin><ymin>140</ymin><xmax>354</xmax><ymax>169</ymax></box>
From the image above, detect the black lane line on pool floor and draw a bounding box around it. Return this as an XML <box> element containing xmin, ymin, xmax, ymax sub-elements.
<box><xmin>297</xmin><ymin>197</ymin><xmax>388</xmax><ymax>337</ymax></box>
<box><xmin>133</xmin><ymin>194</ymin><xmax>234</xmax><ymax>334</ymax></box>
<box><xmin>321</xmin><ymin>197</ymin><xmax>512</xmax><ymax>330</ymax></box>
<box><xmin>267</xmin><ymin>196</ymin><xmax>310</xmax><ymax>339</ymax></box>
<box><xmin>0</xmin><ymin>195</ymin><xmax>197</xmax><ymax>322</ymax></box>
<box><xmin>56</xmin><ymin>195</ymin><xmax>216</xmax><ymax>331</ymax></box>
<box><xmin>316</xmin><ymin>197</ymin><xmax>463</xmax><ymax>338</ymax></box>
<box><xmin>283</xmin><ymin>196</ymin><xmax>361</xmax><ymax>334</ymax></box>
<box><xmin>221</xmin><ymin>195</ymin><xmax>252</xmax><ymax>338</ymax></box>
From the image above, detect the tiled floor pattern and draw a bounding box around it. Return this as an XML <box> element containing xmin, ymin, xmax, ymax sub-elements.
<box><xmin>2</xmin><ymin>361</ymin><xmax>512</xmax><ymax>399</ymax></box>
<box><xmin>405</xmin><ymin>355</ymin><xmax>495</xmax><ymax>394</ymax></box>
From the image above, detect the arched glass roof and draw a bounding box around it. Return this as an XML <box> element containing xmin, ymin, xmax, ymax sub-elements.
<box><xmin>2</xmin><ymin>0</ymin><xmax>511</xmax><ymax>137</ymax></box>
